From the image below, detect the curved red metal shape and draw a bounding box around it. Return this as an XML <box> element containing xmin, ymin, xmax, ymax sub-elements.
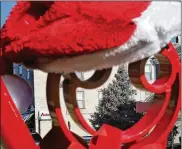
<box><xmin>62</xmin><ymin>69</ymin><xmax>112</xmax><ymax>135</ymax></box>
<box><xmin>129</xmin><ymin>75</ymin><xmax>180</xmax><ymax>149</ymax></box>
<box><xmin>2</xmin><ymin>75</ymin><xmax>33</xmax><ymax>114</ymax></box>
<box><xmin>89</xmin><ymin>43</ymin><xmax>180</xmax><ymax>148</ymax></box>
<box><xmin>121</xmin><ymin>43</ymin><xmax>180</xmax><ymax>143</ymax></box>
<box><xmin>139</xmin><ymin>43</ymin><xmax>178</xmax><ymax>94</ymax></box>
<box><xmin>0</xmin><ymin>43</ymin><xmax>180</xmax><ymax>149</ymax></box>
<box><xmin>42</xmin><ymin>73</ymin><xmax>88</xmax><ymax>149</ymax></box>
<box><xmin>58</xmin><ymin>43</ymin><xmax>180</xmax><ymax>145</ymax></box>
<box><xmin>0</xmin><ymin>76</ymin><xmax>39</xmax><ymax>149</ymax></box>
<box><xmin>62</xmin><ymin>70</ymin><xmax>172</xmax><ymax>143</ymax></box>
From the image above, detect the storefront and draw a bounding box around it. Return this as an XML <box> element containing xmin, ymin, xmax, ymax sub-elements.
<box><xmin>37</xmin><ymin>111</ymin><xmax>52</xmax><ymax>138</ymax></box>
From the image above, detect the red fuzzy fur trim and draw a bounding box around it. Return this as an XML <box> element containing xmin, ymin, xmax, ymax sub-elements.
<box><xmin>1</xmin><ymin>2</ymin><xmax>150</xmax><ymax>63</ymax></box>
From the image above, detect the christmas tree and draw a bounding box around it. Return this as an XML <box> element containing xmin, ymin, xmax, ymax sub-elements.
<box><xmin>89</xmin><ymin>66</ymin><xmax>143</xmax><ymax>130</ymax></box>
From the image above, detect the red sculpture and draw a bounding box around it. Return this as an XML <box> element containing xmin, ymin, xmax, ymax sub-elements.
<box><xmin>0</xmin><ymin>1</ymin><xmax>181</xmax><ymax>149</ymax></box>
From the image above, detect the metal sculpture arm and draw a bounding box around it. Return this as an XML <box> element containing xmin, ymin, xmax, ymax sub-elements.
<box><xmin>0</xmin><ymin>1</ymin><xmax>180</xmax><ymax>149</ymax></box>
<box><xmin>0</xmin><ymin>42</ymin><xmax>180</xmax><ymax>149</ymax></box>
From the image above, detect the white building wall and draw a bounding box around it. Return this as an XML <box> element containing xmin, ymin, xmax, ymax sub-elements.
<box><xmin>34</xmin><ymin>70</ymin><xmax>49</xmax><ymax>136</ymax></box>
<box><xmin>34</xmin><ymin>62</ymin><xmax>156</xmax><ymax>138</ymax></box>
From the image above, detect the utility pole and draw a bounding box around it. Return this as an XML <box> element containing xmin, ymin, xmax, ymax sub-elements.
<box><xmin>171</xmin><ymin>129</ymin><xmax>174</xmax><ymax>149</ymax></box>
<box><xmin>68</xmin><ymin>121</ymin><xmax>71</xmax><ymax>130</ymax></box>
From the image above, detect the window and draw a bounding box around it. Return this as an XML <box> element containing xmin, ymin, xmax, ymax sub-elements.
<box><xmin>13</xmin><ymin>66</ymin><xmax>16</xmax><ymax>74</ymax></box>
<box><xmin>59</xmin><ymin>82</ymin><xmax>63</xmax><ymax>88</ymax></box>
<box><xmin>171</xmin><ymin>37</ymin><xmax>177</xmax><ymax>43</ymax></box>
<box><xmin>98</xmin><ymin>91</ymin><xmax>103</xmax><ymax>104</ymax></box>
<box><xmin>145</xmin><ymin>72</ymin><xmax>152</xmax><ymax>80</ymax></box>
<box><xmin>145</xmin><ymin>91</ymin><xmax>151</xmax><ymax>98</ymax></box>
<box><xmin>27</xmin><ymin>69</ymin><xmax>30</xmax><ymax>79</ymax></box>
<box><xmin>76</xmin><ymin>91</ymin><xmax>85</xmax><ymax>109</ymax></box>
<box><xmin>98</xmin><ymin>91</ymin><xmax>103</xmax><ymax>101</ymax></box>
<box><xmin>145</xmin><ymin>64</ymin><xmax>152</xmax><ymax>81</ymax></box>
<box><xmin>171</xmin><ymin>36</ymin><xmax>180</xmax><ymax>43</ymax></box>
<box><xmin>75</xmin><ymin>72</ymin><xmax>84</xmax><ymax>81</ymax></box>
<box><xmin>18</xmin><ymin>65</ymin><xmax>23</xmax><ymax>75</ymax></box>
<box><xmin>59</xmin><ymin>77</ymin><xmax>64</xmax><ymax>88</ymax></box>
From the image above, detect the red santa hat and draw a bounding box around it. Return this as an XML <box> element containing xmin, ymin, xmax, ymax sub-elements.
<box><xmin>1</xmin><ymin>1</ymin><xmax>181</xmax><ymax>73</ymax></box>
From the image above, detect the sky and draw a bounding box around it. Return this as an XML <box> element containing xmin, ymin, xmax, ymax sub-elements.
<box><xmin>1</xmin><ymin>1</ymin><xmax>16</xmax><ymax>27</ymax></box>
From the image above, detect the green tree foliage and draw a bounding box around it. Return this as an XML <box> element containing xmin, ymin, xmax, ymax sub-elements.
<box><xmin>168</xmin><ymin>126</ymin><xmax>179</xmax><ymax>141</ymax></box>
<box><xmin>89</xmin><ymin>66</ymin><xmax>179</xmax><ymax>141</ymax></box>
<box><xmin>89</xmin><ymin>66</ymin><xmax>143</xmax><ymax>130</ymax></box>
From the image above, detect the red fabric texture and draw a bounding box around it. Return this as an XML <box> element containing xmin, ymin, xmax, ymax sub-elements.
<box><xmin>1</xmin><ymin>2</ymin><xmax>150</xmax><ymax>62</ymax></box>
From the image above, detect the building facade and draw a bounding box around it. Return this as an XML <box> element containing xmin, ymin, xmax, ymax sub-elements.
<box><xmin>34</xmin><ymin>35</ymin><xmax>181</xmax><ymax>144</ymax></box>
<box><xmin>13</xmin><ymin>64</ymin><xmax>34</xmax><ymax>94</ymax></box>
<box><xmin>13</xmin><ymin>64</ymin><xmax>35</xmax><ymax>132</ymax></box>
<box><xmin>34</xmin><ymin>61</ymin><xmax>156</xmax><ymax>138</ymax></box>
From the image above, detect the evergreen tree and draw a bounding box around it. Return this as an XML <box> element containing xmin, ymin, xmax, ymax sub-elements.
<box><xmin>89</xmin><ymin>66</ymin><xmax>143</xmax><ymax>130</ymax></box>
<box><xmin>168</xmin><ymin>126</ymin><xmax>179</xmax><ymax>141</ymax></box>
<box><xmin>89</xmin><ymin>65</ymin><xmax>179</xmax><ymax>143</ymax></box>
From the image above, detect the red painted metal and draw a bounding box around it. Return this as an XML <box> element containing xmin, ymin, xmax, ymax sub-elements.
<box><xmin>59</xmin><ymin>43</ymin><xmax>180</xmax><ymax>146</ymax></box>
<box><xmin>0</xmin><ymin>77</ymin><xmax>39</xmax><ymax>149</ymax></box>
<box><xmin>62</xmin><ymin>70</ymin><xmax>112</xmax><ymax>135</ymax></box>
<box><xmin>126</xmin><ymin>43</ymin><xmax>181</xmax><ymax>148</ymax></box>
<box><xmin>0</xmin><ymin>42</ymin><xmax>180</xmax><ymax>149</ymax></box>
<box><xmin>55</xmin><ymin>108</ymin><xmax>87</xmax><ymax>149</ymax></box>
